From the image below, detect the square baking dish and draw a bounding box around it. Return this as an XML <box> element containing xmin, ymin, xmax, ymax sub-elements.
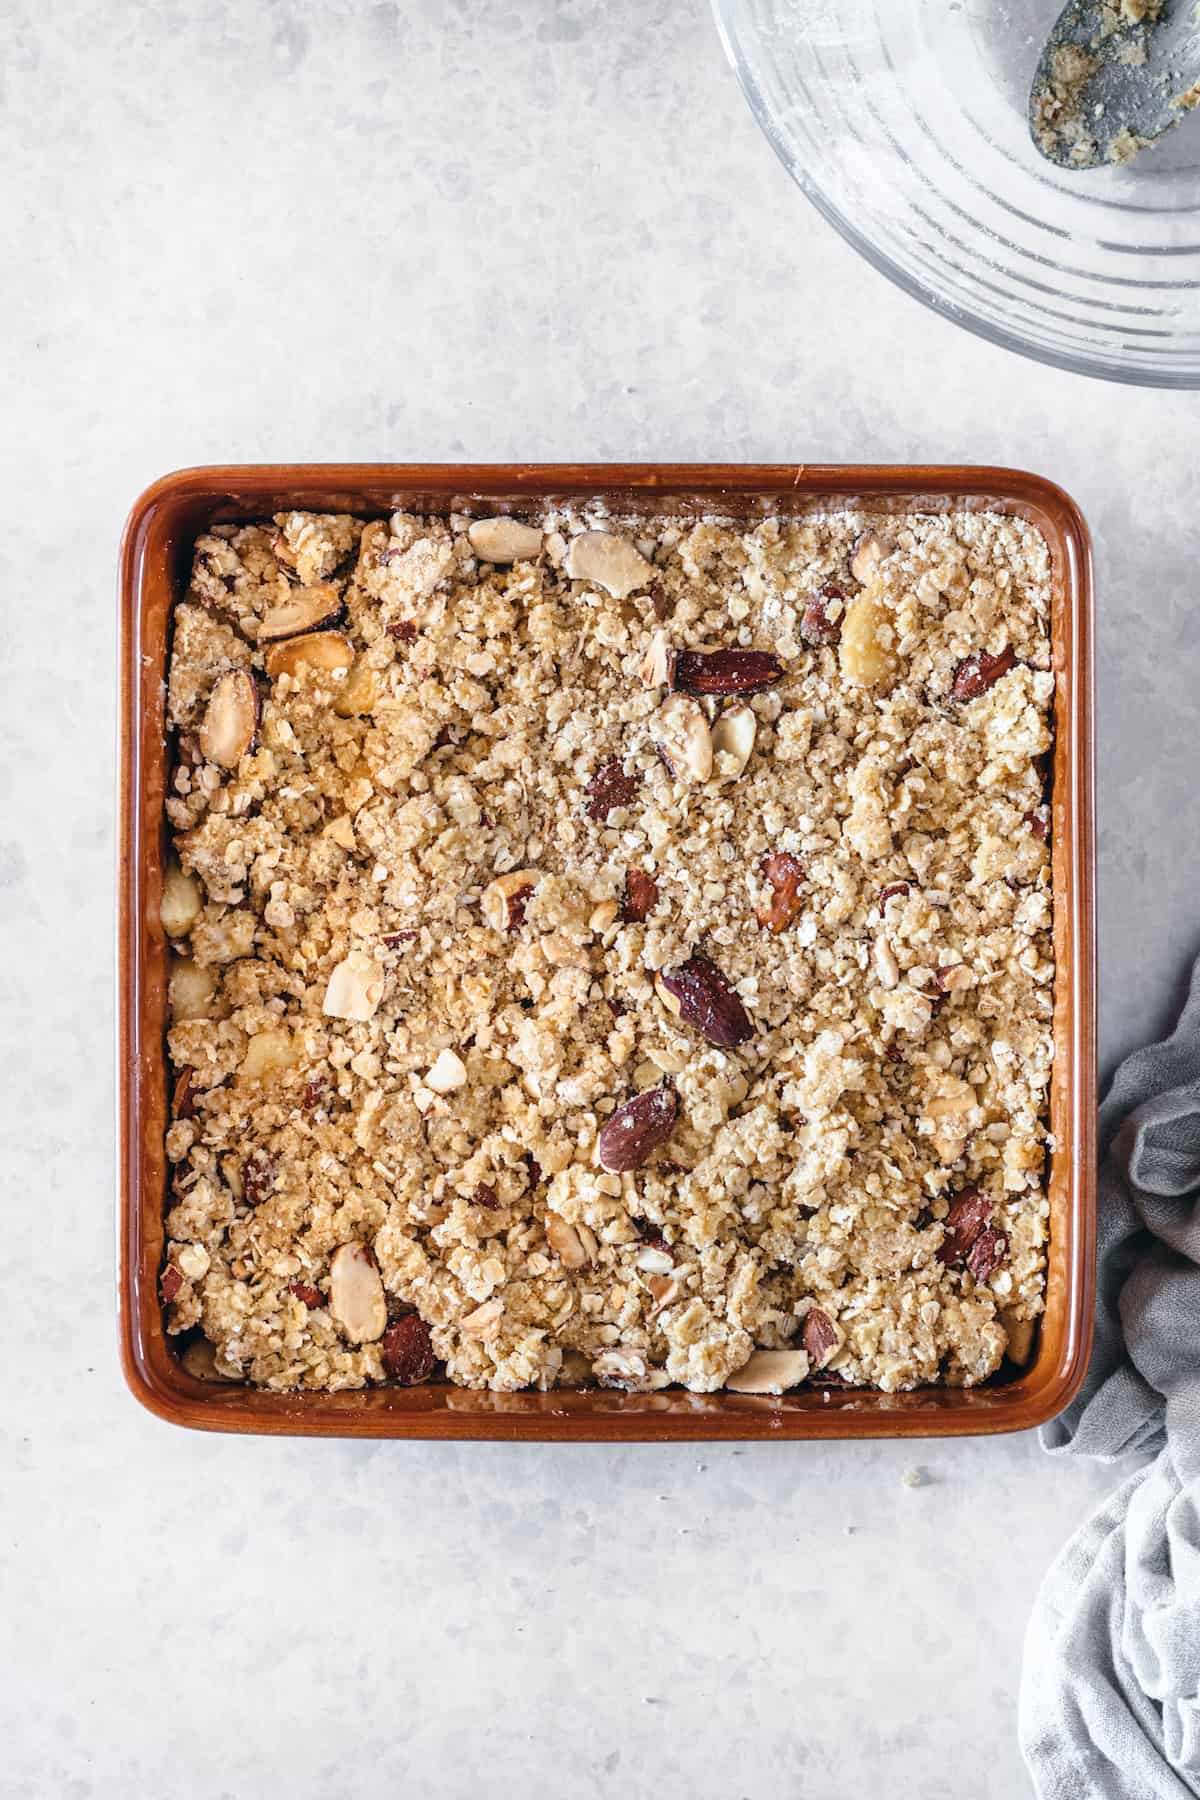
<box><xmin>118</xmin><ymin>464</ymin><xmax>1095</xmax><ymax>1439</ymax></box>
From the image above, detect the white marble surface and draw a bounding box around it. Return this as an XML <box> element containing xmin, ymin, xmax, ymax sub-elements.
<box><xmin>3</xmin><ymin>0</ymin><xmax>1194</xmax><ymax>1794</ymax></box>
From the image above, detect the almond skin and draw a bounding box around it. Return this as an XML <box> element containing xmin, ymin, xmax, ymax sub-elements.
<box><xmin>621</xmin><ymin>867</ymin><xmax>660</xmax><ymax>923</ymax></box>
<box><xmin>756</xmin><ymin>852</ymin><xmax>805</xmax><ymax>934</ymax></box>
<box><xmin>597</xmin><ymin>1083</ymin><xmax>678</xmax><ymax>1173</ymax></box>
<box><xmin>801</xmin><ymin>1307</ymin><xmax>840</xmax><ymax>1370</ymax></box>
<box><xmin>800</xmin><ymin>583</ymin><xmax>845</xmax><ymax>646</ymax></box>
<box><xmin>674</xmin><ymin>649</ymin><xmax>783</xmax><ymax>696</ymax></box>
<box><xmin>951</xmin><ymin>646</ymin><xmax>1017</xmax><ymax>701</ymax></box>
<box><xmin>381</xmin><ymin>1314</ymin><xmax>436</xmax><ymax>1383</ymax></box>
<box><xmin>966</xmin><ymin>1225</ymin><xmax>1008</xmax><ymax>1283</ymax></box>
<box><xmin>936</xmin><ymin>1188</ymin><xmax>993</xmax><ymax>1267</ymax></box>
<box><xmin>656</xmin><ymin>954</ymin><xmax>752</xmax><ymax>1048</ymax></box>
<box><xmin>584</xmin><ymin>756</ymin><xmax>640</xmax><ymax>821</ymax></box>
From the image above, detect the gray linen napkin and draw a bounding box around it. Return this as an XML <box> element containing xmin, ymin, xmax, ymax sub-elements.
<box><xmin>1019</xmin><ymin>960</ymin><xmax>1200</xmax><ymax>1798</ymax></box>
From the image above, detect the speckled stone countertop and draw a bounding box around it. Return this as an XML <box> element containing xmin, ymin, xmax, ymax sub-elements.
<box><xmin>3</xmin><ymin>2</ymin><xmax>1193</xmax><ymax>1795</ymax></box>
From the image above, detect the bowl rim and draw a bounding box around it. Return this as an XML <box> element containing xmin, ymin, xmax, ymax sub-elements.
<box><xmin>118</xmin><ymin>462</ymin><xmax>1096</xmax><ymax>1440</ymax></box>
<box><xmin>710</xmin><ymin>0</ymin><xmax>1200</xmax><ymax>392</ymax></box>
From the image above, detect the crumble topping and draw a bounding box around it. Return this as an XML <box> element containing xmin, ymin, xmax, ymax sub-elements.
<box><xmin>160</xmin><ymin>504</ymin><xmax>1055</xmax><ymax>1396</ymax></box>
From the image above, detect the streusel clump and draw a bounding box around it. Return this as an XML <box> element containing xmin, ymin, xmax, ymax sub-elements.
<box><xmin>160</xmin><ymin>504</ymin><xmax>1054</xmax><ymax>1395</ymax></box>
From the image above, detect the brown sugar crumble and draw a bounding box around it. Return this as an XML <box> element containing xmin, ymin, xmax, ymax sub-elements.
<box><xmin>159</xmin><ymin>505</ymin><xmax>1055</xmax><ymax>1395</ymax></box>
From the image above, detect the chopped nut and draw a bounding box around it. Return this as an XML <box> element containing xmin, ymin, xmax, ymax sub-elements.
<box><xmin>381</xmin><ymin>1314</ymin><xmax>436</xmax><ymax>1383</ymax></box>
<box><xmin>880</xmin><ymin>882</ymin><xmax>910</xmax><ymax>910</ymax></box>
<box><xmin>589</xmin><ymin>899</ymin><xmax>620</xmax><ymax>933</ymax></box>
<box><xmin>546</xmin><ymin>1214</ymin><xmax>592</xmax><ymax>1269</ymax></box>
<box><xmin>482</xmin><ymin>869</ymin><xmax>538</xmax><ymax>932</ymax></box>
<box><xmin>199</xmin><ymin>670</ymin><xmax>258</xmax><ymax>769</ymax></box>
<box><xmin>467</xmin><ymin>517</ymin><xmax>543</xmax><ymax>563</ymax></box>
<box><xmin>289</xmin><ymin>1281</ymin><xmax>324</xmax><ymax>1309</ymax></box>
<box><xmin>426</xmin><ymin>1047</ymin><xmax>467</xmax><ymax>1093</ymax></box>
<box><xmin>596</xmin><ymin>1083</ymin><xmax>678</xmax><ymax>1173</ymax></box>
<box><xmin>563</xmin><ymin>530</ymin><xmax>655</xmax><ymax>599</ymax></box>
<box><xmin>593</xmin><ymin>1348</ymin><xmax>664</xmax><ymax>1391</ymax></box>
<box><xmin>800</xmin><ymin>582</ymin><xmax>845</xmax><ymax>645</ymax></box>
<box><xmin>655</xmin><ymin>693</ymin><xmax>712</xmax><ymax>785</ymax></box>
<box><xmin>328</xmin><ymin>1242</ymin><xmax>387</xmax><ymax>1344</ymax></box>
<box><xmin>656</xmin><ymin>954</ymin><xmax>752</xmax><ymax>1048</ymax></box>
<box><xmin>461</xmin><ymin>1296</ymin><xmax>504</xmax><ymax>1342</ymax></box>
<box><xmin>323</xmin><ymin>950</ymin><xmax>385</xmax><ymax>1022</ymax></box>
<box><xmin>584</xmin><ymin>756</ymin><xmax>640</xmax><ymax>821</ymax></box>
<box><xmin>725</xmin><ymin>1348</ymin><xmax>810</xmax><ymax>1394</ymax></box>
<box><xmin>645</xmin><ymin>1272</ymin><xmax>682</xmax><ymax>1313</ymax></box>
<box><xmin>324</xmin><ymin>814</ymin><xmax>356</xmax><ymax>851</ymax></box>
<box><xmin>172</xmin><ymin>1068</ymin><xmax>195</xmax><ymax>1119</ymax></box>
<box><xmin>177</xmin><ymin>1243</ymin><xmax>210</xmax><ymax>1281</ymax></box>
<box><xmin>638</xmin><ymin>630</ymin><xmax>675</xmax><ymax>689</ymax></box>
<box><xmin>257</xmin><ymin>584</ymin><xmax>341</xmax><ymax>641</ymax></box>
<box><xmin>873</xmin><ymin>937</ymin><xmax>900</xmax><ymax>990</ymax></box>
<box><xmin>621</xmin><ymin>867</ymin><xmax>660</xmax><ymax>923</ymax></box>
<box><xmin>850</xmin><ymin>530</ymin><xmax>891</xmax><ymax>586</ymax></box>
<box><xmin>709</xmin><ymin>703</ymin><xmax>757</xmax><ymax>782</ymax></box>
<box><xmin>635</xmin><ymin>1245</ymin><xmax>674</xmax><ymax>1275</ymax></box>
<box><xmin>755</xmin><ymin>851</ymin><xmax>804</xmax><ymax>934</ymax></box>
<box><xmin>241</xmin><ymin>1149</ymin><xmax>277</xmax><ymax>1206</ymax></box>
<box><xmin>264</xmin><ymin>630</ymin><xmax>354</xmax><ymax>680</ymax></box>
<box><xmin>935</xmin><ymin>963</ymin><xmax>973</xmax><ymax>994</ymax></box>
<box><xmin>160</xmin><ymin>1264</ymin><xmax>183</xmax><ymax>1304</ymax></box>
<box><xmin>160</xmin><ymin>861</ymin><xmax>202</xmax><ymax>937</ymax></box>
<box><xmin>675</xmin><ymin>649</ymin><xmax>783</xmax><ymax>696</ymax></box>
<box><xmin>180</xmin><ymin>1337</ymin><xmax>239</xmax><ymax>1382</ymax></box>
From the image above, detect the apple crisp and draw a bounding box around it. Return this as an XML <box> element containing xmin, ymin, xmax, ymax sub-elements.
<box><xmin>159</xmin><ymin>503</ymin><xmax>1055</xmax><ymax>1396</ymax></box>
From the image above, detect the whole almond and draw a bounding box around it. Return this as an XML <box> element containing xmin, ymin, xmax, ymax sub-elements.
<box><xmin>675</xmin><ymin>649</ymin><xmax>783</xmax><ymax>696</ymax></box>
<box><xmin>936</xmin><ymin>1188</ymin><xmax>993</xmax><ymax>1267</ymax></box>
<box><xmin>951</xmin><ymin>646</ymin><xmax>1017</xmax><ymax>700</ymax></box>
<box><xmin>381</xmin><ymin>1314</ymin><xmax>436</xmax><ymax>1383</ymax></box>
<box><xmin>801</xmin><ymin>1307</ymin><xmax>841</xmax><ymax>1370</ymax></box>
<box><xmin>596</xmin><ymin>1083</ymin><xmax>678</xmax><ymax>1173</ymax></box>
<box><xmin>656</xmin><ymin>954</ymin><xmax>752</xmax><ymax>1048</ymax></box>
<box><xmin>621</xmin><ymin>867</ymin><xmax>660</xmax><ymax>923</ymax></box>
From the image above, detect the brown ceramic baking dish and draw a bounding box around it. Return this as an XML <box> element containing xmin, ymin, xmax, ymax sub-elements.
<box><xmin>118</xmin><ymin>464</ymin><xmax>1095</xmax><ymax>1440</ymax></box>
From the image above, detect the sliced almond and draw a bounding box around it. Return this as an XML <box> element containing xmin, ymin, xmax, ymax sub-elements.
<box><xmin>323</xmin><ymin>950</ymin><xmax>385</xmax><ymax>1022</ymax></box>
<box><xmin>160</xmin><ymin>861</ymin><xmax>202</xmax><ymax>937</ymax></box>
<box><xmin>709</xmin><ymin>703</ymin><xmax>757</xmax><ymax>782</ymax></box>
<box><xmin>639</xmin><ymin>629</ymin><xmax>675</xmax><ymax>689</ymax></box>
<box><xmin>873</xmin><ymin>936</ymin><xmax>900</xmax><ymax>990</ymax></box>
<box><xmin>467</xmin><ymin>517</ymin><xmax>544</xmax><ymax>563</ymax></box>
<box><xmin>645</xmin><ymin>1272</ymin><xmax>682</xmax><ymax>1314</ymax></box>
<box><xmin>199</xmin><ymin>669</ymin><xmax>258</xmax><ymax>769</ymax></box>
<box><xmin>240</xmin><ymin>1026</ymin><xmax>294</xmax><ymax>1082</ymax></box>
<box><xmin>546</xmin><ymin>1214</ymin><xmax>592</xmax><ymax>1270</ymax></box>
<box><xmin>168</xmin><ymin>956</ymin><xmax>216</xmax><ymax>1022</ymax></box>
<box><xmin>328</xmin><ymin>1242</ymin><xmax>387</xmax><ymax>1343</ymax></box>
<box><xmin>257</xmin><ymin>583</ymin><xmax>341</xmax><ymax>642</ymax></box>
<box><xmin>482</xmin><ymin>869</ymin><xmax>539</xmax><ymax>932</ymax></box>
<box><xmin>426</xmin><ymin>1047</ymin><xmax>467</xmax><ymax>1093</ymax></box>
<box><xmin>839</xmin><ymin>587</ymin><xmax>896</xmax><ymax>687</ymax></box>
<box><xmin>564</xmin><ymin>531</ymin><xmax>655</xmax><ymax>599</ymax></box>
<box><xmin>655</xmin><ymin>693</ymin><xmax>712</xmax><ymax>785</ymax></box>
<box><xmin>461</xmin><ymin>1296</ymin><xmax>504</xmax><ymax>1342</ymax></box>
<box><xmin>725</xmin><ymin>1348</ymin><xmax>810</xmax><ymax>1394</ymax></box>
<box><xmin>850</xmin><ymin>530</ymin><xmax>891</xmax><ymax>586</ymax></box>
<box><xmin>264</xmin><ymin>630</ymin><xmax>354</xmax><ymax>680</ymax></box>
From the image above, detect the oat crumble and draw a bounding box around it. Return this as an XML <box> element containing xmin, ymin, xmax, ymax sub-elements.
<box><xmin>159</xmin><ymin>503</ymin><xmax>1055</xmax><ymax>1396</ymax></box>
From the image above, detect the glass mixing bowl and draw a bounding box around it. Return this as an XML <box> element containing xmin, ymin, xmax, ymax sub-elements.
<box><xmin>712</xmin><ymin>0</ymin><xmax>1200</xmax><ymax>386</ymax></box>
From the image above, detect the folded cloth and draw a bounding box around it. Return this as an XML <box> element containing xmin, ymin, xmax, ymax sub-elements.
<box><xmin>1019</xmin><ymin>961</ymin><xmax>1200</xmax><ymax>1798</ymax></box>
